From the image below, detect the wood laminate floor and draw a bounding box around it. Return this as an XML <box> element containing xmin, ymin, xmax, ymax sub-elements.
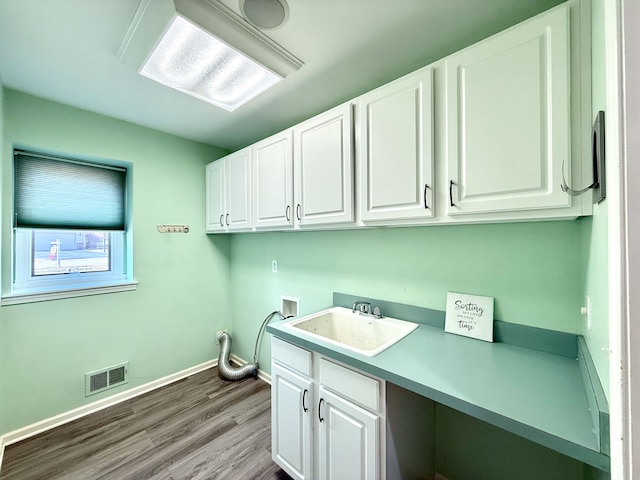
<box><xmin>0</xmin><ymin>367</ymin><xmax>291</xmax><ymax>480</ymax></box>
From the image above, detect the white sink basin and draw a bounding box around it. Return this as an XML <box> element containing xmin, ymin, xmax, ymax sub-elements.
<box><xmin>286</xmin><ymin>306</ymin><xmax>419</xmax><ymax>357</ymax></box>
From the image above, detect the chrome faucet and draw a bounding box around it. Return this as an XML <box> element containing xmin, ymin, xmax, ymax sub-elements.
<box><xmin>352</xmin><ymin>301</ymin><xmax>372</xmax><ymax>314</ymax></box>
<box><xmin>352</xmin><ymin>301</ymin><xmax>383</xmax><ymax>318</ymax></box>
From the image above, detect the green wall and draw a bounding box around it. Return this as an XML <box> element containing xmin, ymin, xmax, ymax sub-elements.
<box><xmin>581</xmin><ymin>0</ymin><xmax>609</xmax><ymax>400</ymax></box>
<box><xmin>229</xmin><ymin>222</ymin><xmax>585</xmax><ymax>372</ymax></box>
<box><xmin>0</xmin><ymin>89</ymin><xmax>231</xmax><ymax>434</ymax></box>
<box><xmin>435</xmin><ymin>404</ymin><xmax>586</xmax><ymax>479</ymax></box>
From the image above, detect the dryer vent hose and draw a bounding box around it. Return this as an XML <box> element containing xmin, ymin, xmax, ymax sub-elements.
<box><xmin>217</xmin><ymin>331</ymin><xmax>257</xmax><ymax>380</ymax></box>
<box><xmin>217</xmin><ymin>311</ymin><xmax>289</xmax><ymax>381</ymax></box>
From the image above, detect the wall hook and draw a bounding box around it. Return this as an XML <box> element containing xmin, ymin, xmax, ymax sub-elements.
<box><xmin>157</xmin><ymin>224</ymin><xmax>190</xmax><ymax>233</ymax></box>
<box><xmin>560</xmin><ymin>111</ymin><xmax>606</xmax><ymax>204</ymax></box>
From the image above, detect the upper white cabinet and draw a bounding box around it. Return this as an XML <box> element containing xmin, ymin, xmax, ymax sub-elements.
<box><xmin>294</xmin><ymin>103</ymin><xmax>354</xmax><ymax>227</ymax></box>
<box><xmin>445</xmin><ymin>4</ymin><xmax>570</xmax><ymax>216</ymax></box>
<box><xmin>206</xmin><ymin>3</ymin><xmax>586</xmax><ymax>233</ymax></box>
<box><xmin>357</xmin><ymin>67</ymin><xmax>434</xmax><ymax>224</ymax></box>
<box><xmin>253</xmin><ymin>131</ymin><xmax>294</xmax><ymax>229</ymax></box>
<box><xmin>205</xmin><ymin>147</ymin><xmax>252</xmax><ymax>233</ymax></box>
<box><xmin>253</xmin><ymin>103</ymin><xmax>355</xmax><ymax>231</ymax></box>
<box><xmin>205</xmin><ymin>160</ymin><xmax>226</xmax><ymax>233</ymax></box>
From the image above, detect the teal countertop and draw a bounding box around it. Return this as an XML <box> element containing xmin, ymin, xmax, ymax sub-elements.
<box><xmin>267</xmin><ymin>297</ymin><xmax>610</xmax><ymax>472</ymax></box>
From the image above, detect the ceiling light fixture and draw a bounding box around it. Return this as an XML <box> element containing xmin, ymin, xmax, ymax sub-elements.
<box><xmin>118</xmin><ymin>0</ymin><xmax>303</xmax><ymax>111</ymax></box>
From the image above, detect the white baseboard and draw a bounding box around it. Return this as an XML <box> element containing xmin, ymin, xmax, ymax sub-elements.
<box><xmin>0</xmin><ymin>355</ymin><xmax>271</xmax><ymax>472</ymax></box>
<box><xmin>0</xmin><ymin>359</ymin><xmax>218</xmax><ymax>471</ymax></box>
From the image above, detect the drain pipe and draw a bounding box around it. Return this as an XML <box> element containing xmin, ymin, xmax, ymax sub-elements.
<box><xmin>217</xmin><ymin>311</ymin><xmax>289</xmax><ymax>381</ymax></box>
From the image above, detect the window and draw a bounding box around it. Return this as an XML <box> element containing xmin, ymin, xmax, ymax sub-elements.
<box><xmin>6</xmin><ymin>150</ymin><xmax>135</xmax><ymax>303</ymax></box>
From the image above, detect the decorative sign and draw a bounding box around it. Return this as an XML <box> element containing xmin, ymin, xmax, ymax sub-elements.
<box><xmin>445</xmin><ymin>292</ymin><xmax>494</xmax><ymax>342</ymax></box>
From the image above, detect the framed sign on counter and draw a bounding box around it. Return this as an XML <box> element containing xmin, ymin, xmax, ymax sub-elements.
<box><xmin>445</xmin><ymin>292</ymin><xmax>494</xmax><ymax>342</ymax></box>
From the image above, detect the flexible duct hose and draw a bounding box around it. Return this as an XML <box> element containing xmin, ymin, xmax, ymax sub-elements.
<box><xmin>217</xmin><ymin>311</ymin><xmax>290</xmax><ymax>381</ymax></box>
<box><xmin>217</xmin><ymin>331</ymin><xmax>257</xmax><ymax>380</ymax></box>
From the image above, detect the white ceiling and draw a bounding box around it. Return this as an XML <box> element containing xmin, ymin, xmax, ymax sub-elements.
<box><xmin>0</xmin><ymin>0</ymin><xmax>564</xmax><ymax>151</ymax></box>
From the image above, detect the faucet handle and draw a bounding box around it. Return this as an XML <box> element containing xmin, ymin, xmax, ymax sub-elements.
<box><xmin>373</xmin><ymin>306</ymin><xmax>382</xmax><ymax>318</ymax></box>
<box><xmin>352</xmin><ymin>301</ymin><xmax>372</xmax><ymax>314</ymax></box>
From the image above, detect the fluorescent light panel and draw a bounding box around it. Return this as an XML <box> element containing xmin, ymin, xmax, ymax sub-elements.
<box><xmin>140</xmin><ymin>15</ymin><xmax>282</xmax><ymax>111</ymax></box>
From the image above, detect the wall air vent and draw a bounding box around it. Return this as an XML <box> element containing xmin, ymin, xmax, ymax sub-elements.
<box><xmin>85</xmin><ymin>362</ymin><xmax>129</xmax><ymax>396</ymax></box>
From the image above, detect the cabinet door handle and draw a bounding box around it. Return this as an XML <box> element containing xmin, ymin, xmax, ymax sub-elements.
<box><xmin>318</xmin><ymin>398</ymin><xmax>324</xmax><ymax>422</ymax></box>
<box><xmin>296</xmin><ymin>204</ymin><xmax>301</xmax><ymax>221</ymax></box>
<box><xmin>225</xmin><ymin>214</ymin><xmax>230</xmax><ymax>226</ymax></box>
<box><xmin>449</xmin><ymin>180</ymin><xmax>455</xmax><ymax>207</ymax></box>
<box><xmin>423</xmin><ymin>184</ymin><xmax>429</xmax><ymax>209</ymax></box>
<box><xmin>219</xmin><ymin>214</ymin><xmax>224</xmax><ymax>227</ymax></box>
<box><xmin>286</xmin><ymin>205</ymin><xmax>291</xmax><ymax>222</ymax></box>
<box><xmin>302</xmin><ymin>389</ymin><xmax>308</xmax><ymax>413</ymax></box>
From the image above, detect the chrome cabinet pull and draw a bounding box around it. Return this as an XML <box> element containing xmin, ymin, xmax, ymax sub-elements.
<box><xmin>302</xmin><ymin>389</ymin><xmax>308</xmax><ymax>413</ymax></box>
<box><xmin>219</xmin><ymin>214</ymin><xmax>224</xmax><ymax>227</ymax></box>
<box><xmin>286</xmin><ymin>205</ymin><xmax>291</xmax><ymax>222</ymax></box>
<box><xmin>296</xmin><ymin>204</ymin><xmax>301</xmax><ymax>221</ymax></box>
<box><xmin>449</xmin><ymin>180</ymin><xmax>455</xmax><ymax>207</ymax></box>
<box><xmin>225</xmin><ymin>214</ymin><xmax>229</xmax><ymax>225</ymax></box>
<box><xmin>318</xmin><ymin>398</ymin><xmax>324</xmax><ymax>422</ymax></box>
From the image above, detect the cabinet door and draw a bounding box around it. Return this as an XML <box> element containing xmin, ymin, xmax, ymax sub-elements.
<box><xmin>358</xmin><ymin>68</ymin><xmax>434</xmax><ymax>223</ymax></box>
<box><xmin>226</xmin><ymin>148</ymin><xmax>252</xmax><ymax>231</ymax></box>
<box><xmin>272</xmin><ymin>363</ymin><xmax>313</xmax><ymax>480</ymax></box>
<box><xmin>294</xmin><ymin>103</ymin><xmax>354</xmax><ymax>226</ymax></box>
<box><xmin>446</xmin><ymin>4</ymin><xmax>570</xmax><ymax>215</ymax></box>
<box><xmin>253</xmin><ymin>131</ymin><xmax>294</xmax><ymax>229</ymax></box>
<box><xmin>205</xmin><ymin>160</ymin><xmax>226</xmax><ymax>233</ymax></box>
<box><xmin>318</xmin><ymin>386</ymin><xmax>379</xmax><ymax>480</ymax></box>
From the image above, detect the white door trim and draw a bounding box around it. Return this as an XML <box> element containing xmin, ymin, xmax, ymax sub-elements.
<box><xmin>608</xmin><ymin>0</ymin><xmax>638</xmax><ymax>478</ymax></box>
<box><xmin>620</xmin><ymin>0</ymin><xmax>640</xmax><ymax>477</ymax></box>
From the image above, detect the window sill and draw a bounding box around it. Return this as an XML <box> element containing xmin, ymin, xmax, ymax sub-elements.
<box><xmin>1</xmin><ymin>281</ymin><xmax>139</xmax><ymax>306</ymax></box>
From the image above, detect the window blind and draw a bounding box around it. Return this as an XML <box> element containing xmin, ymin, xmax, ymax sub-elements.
<box><xmin>14</xmin><ymin>150</ymin><xmax>127</xmax><ymax>230</ymax></box>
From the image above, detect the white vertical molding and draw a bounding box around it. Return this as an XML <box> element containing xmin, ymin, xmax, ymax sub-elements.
<box><xmin>620</xmin><ymin>0</ymin><xmax>640</xmax><ymax>478</ymax></box>
<box><xmin>604</xmin><ymin>0</ymin><xmax>627</xmax><ymax>478</ymax></box>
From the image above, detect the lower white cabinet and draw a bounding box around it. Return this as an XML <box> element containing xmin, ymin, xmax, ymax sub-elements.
<box><xmin>272</xmin><ymin>362</ymin><xmax>313</xmax><ymax>480</ymax></box>
<box><xmin>271</xmin><ymin>337</ymin><xmax>384</xmax><ymax>480</ymax></box>
<box><xmin>318</xmin><ymin>386</ymin><xmax>379</xmax><ymax>480</ymax></box>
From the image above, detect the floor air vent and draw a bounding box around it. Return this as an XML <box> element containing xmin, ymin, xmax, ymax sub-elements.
<box><xmin>85</xmin><ymin>362</ymin><xmax>129</xmax><ymax>396</ymax></box>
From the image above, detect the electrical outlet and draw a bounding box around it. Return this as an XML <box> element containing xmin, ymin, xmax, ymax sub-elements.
<box><xmin>272</xmin><ymin>260</ymin><xmax>278</xmax><ymax>273</ymax></box>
